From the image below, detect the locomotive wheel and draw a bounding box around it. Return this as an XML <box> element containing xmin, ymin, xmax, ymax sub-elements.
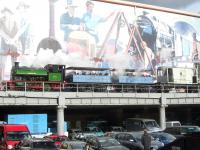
<box><xmin>7</xmin><ymin>82</ymin><xmax>15</xmax><ymax>90</ymax></box>
<box><xmin>44</xmin><ymin>84</ymin><xmax>51</xmax><ymax>91</ymax></box>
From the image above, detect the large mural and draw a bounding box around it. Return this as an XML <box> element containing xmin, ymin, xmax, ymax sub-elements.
<box><xmin>0</xmin><ymin>0</ymin><xmax>200</xmax><ymax>80</ymax></box>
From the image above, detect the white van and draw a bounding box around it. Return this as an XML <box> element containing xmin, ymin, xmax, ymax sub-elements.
<box><xmin>166</xmin><ymin>121</ymin><xmax>181</xmax><ymax>128</ymax></box>
<box><xmin>125</xmin><ymin>118</ymin><xmax>162</xmax><ymax>132</ymax></box>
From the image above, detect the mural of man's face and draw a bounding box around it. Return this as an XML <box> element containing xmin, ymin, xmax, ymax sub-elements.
<box><xmin>2</xmin><ymin>8</ymin><xmax>13</xmax><ymax>18</ymax></box>
<box><xmin>86</xmin><ymin>3</ymin><xmax>94</xmax><ymax>13</ymax></box>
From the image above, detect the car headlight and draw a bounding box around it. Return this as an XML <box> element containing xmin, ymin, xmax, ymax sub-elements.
<box><xmin>8</xmin><ymin>144</ymin><xmax>13</xmax><ymax>149</ymax></box>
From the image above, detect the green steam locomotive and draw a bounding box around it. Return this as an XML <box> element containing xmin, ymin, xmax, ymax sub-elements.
<box><xmin>7</xmin><ymin>62</ymin><xmax>65</xmax><ymax>91</ymax></box>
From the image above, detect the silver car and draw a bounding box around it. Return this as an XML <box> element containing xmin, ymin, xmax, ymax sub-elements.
<box><xmin>60</xmin><ymin>140</ymin><xmax>87</xmax><ymax>150</ymax></box>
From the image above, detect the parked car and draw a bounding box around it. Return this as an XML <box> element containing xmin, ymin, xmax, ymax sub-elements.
<box><xmin>68</xmin><ymin>129</ymin><xmax>82</xmax><ymax>140</ymax></box>
<box><xmin>74</xmin><ymin>127</ymin><xmax>104</xmax><ymax>141</ymax></box>
<box><xmin>0</xmin><ymin>124</ymin><xmax>31</xmax><ymax>150</ymax></box>
<box><xmin>150</xmin><ymin>132</ymin><xmax>176</xmax><ymax>145</ymax></box>
<box><xmin>15</xmin><ymin>138</ymin><xmax>58</xmax><ymax>150</ymax></box>
<box><xmin>113</xmin><ymin>132</ymin><xmax>144</xmax><ymax>150</ymax></box>
<box><xmin>60</xmin><ymin>140</ymin><xmax>87</xmax><ymax>150</ymax></box>
<box><xmin>133</xmin><ymin>131</ymin><xmax>164</xmax><ymax>150</ymax></box>
<box><xmin>86</xmin><ymin>136</ymin><xmax>129</xmax><ymax>150</ymax></box>
<box><xmin>76</xmin><ymin>132</ymin><xmax>97</xmax><ymax>141</ymax></box>
<box><xmin>44</xmin><ymin>134</ymin><xmax>69</xmax><ymax>148</ymax></box>
<box><xmin>164</xmin><ymin>125</ymin><xmax>200</xmax><ymax>138</ymax></box>
<box><xmin>87</xmin><ymin>120</ymin><xmax>109</xmax><ymax>132</ymax></box>
<box><xmin>125</xmin><ymin>118</ymin><xmax>162</xmax><ymax>132</ymax></box>
<box><xmin>165</xmin><ymin>121</ymin><xmax>181</xmax><ymax>128</ymax></box>
<box><xmin>157</xmin><ymin>132</ymin><xmax>200</xmax><ymax>150</ymax></box>
<box><xmin>84</xmin><ymin>127</ymin><xmax>104</xmax><ymax>137</ymax></box>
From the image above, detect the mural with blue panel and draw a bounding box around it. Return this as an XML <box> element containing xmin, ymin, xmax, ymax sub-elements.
<box><xmin>8</xmin><ymin>114</ymin><xmax>47</xmax><ymax>134</ymax></box>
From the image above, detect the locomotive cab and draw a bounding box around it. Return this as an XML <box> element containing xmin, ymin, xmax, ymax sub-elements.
<box><xmin>45</xmin><ymin>64</ymin><xmax>65</xmax><ymax>82</ymax></box>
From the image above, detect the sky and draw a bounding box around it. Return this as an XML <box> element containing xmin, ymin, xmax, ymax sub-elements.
<box><xmin>126</xmin><ymin>0</ymin><xmax>200</xmax><ymax>13</ymax></box>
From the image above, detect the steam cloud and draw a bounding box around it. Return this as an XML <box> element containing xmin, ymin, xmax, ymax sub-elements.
<box><xmin>19</xmin><ymin>47</ymin><xmax>145</xmax><ymax>78</ymax></box>
<box><xmin>19</xmin><ymin>48</ymin><xmax>95</xmax><ymax>68</ymax></box>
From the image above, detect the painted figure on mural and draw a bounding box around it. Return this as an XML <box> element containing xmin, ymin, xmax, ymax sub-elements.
<box><xmin>81</xmin><ymin>0</ymin><xmax>114</xmax><ymax>44</ymax></box>
<box><xmin>60</xmin><ymin>0</ymin><xmax>81</xmax><ymax>42</ymax></box>
<box><xmin>192</xmin><ymin>32</ymin><xmax>200</xmax><ymax>60</ymax></box>
<box><xmin>0</xmin><ymin>7</ymin><xmax>19</xmax><ymax>56</ymax></box>
<box><xmin>16</xmin><ymin>1</ymin><xmax>32</xmax><ymax>54</ymax></box>
<box><xmin>141</xmin><ymin>41</ymin><xmax>155</xmax><ymax>71</ymax></box>
<box><xmin>0</xmin><ymin>7</ymin><xmax>20</xmax><ymax>80</ymax></box>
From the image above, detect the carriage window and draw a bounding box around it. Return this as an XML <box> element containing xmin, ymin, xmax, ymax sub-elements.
<box><xmin>157</xmin><ymin>69</ymin><xmax>163</xmax><ymax>76</ymax></box>
<box><xmin>168</xmin><ymin>68</ymin><xmax>173</xmax><ymax>82</ymax></box>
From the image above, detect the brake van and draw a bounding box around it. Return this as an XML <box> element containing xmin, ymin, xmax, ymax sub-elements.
<box><xmin>0</xmin><ymin>124</ymin><xmax>31</xmax><ymax>150</ymax></box>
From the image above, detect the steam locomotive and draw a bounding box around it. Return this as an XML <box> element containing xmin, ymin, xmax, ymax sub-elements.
<box><xmin>7</xmin><ymin>62</ymin><xmax>154</xmax><ymax>91</ymax></box>
<box><xmin>8</xmin><ymin>62</ymin><xmax>65</xmax><ymax>91</ymax></box>
<box><xmin>5</xmin><ymin>62</ymin><xmax>198</xmax><ymax>92</ymax></box>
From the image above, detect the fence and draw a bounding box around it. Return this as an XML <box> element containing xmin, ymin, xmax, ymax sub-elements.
<box><xmin>1</xmin><ymin>81</ymin><xmax>200</xmax><ymax>94</ymax></box>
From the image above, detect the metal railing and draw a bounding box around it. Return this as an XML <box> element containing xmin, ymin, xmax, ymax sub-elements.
<box><xmin>1</xmin><ymin>81</ymin><xmax>200</xmax><ymax>94</ymax></box>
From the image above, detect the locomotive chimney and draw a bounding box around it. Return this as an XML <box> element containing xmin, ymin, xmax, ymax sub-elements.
<box><xmin>15</xmin><ymin>62</ymin><xmax>19</xmax><ymax>68</ymax></box>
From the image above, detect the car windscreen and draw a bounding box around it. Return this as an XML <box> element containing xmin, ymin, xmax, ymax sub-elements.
<box><xmin>162</xmin><ymin>133</ymin><xmax>176</xmax><ymax>141</ymax></box>
<box><xmin>173</xmin><ymin>123</ymin><xmax>181</xmax><ymax>126</ymax></box>
<box><xmin>7</xmin><ymin>132</ymin><xmax>31</xmax><ymax>141</ymax></box>
<box><xmin>145</xmin><ymin>121</ymin><xmax>159</xmax><ymax>128</ymax></box>
<box><xmin>181</xmin><ymin>126</ymin><xmax>200</xmax><ymax>133</ymax></box>
<box><xmin>132</xmin><ymin>132</ymin><xmax>142</xmax><ymax>141</ymax></box>
<box><xmin>152</xmin><ymin>133</ymin><xmax>176</xmax><ymax>141</ymax></box>
<box><xmin>54</xmin><ymin>137</ymin><xmax>68</xmax><ymax>142</ymax></box>
<box><xmin>99</xmin><ymin>138</ymin><xmax>120</xmax><ymax>147</ymax></box>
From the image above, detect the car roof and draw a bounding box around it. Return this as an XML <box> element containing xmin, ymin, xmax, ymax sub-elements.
<box><xmin>166</xmin><ymin>125</ymin><xmax>199</xmax><ymax>129</ymax></box>
<box><xmin>45</xmin><ymin>134</ymin><xmax>68</xmax><ymax>138</ymax></box>
<box><xmin>63</xmin><ymin>140</ymin><xmax>86</xmax><ymax>144</ymax></box>
<box><xmin>114</xmin><ymin>132</ymin><xmax>139</xmax><ymax>138</ymax></box>
<box><xmin>90</xmin><ymin>136</ymin><xmax>114</xmax><ymax>140</ymax></box>
<box><xmin>151</xmin><ymin>132</ymin><xmax>173</xmax><ymax>135</ymax></box>
<box><xmin>0</xmin><ymin>124</ymin><xmax>29</xmax><ymax>131</ymax></box>
<box><xmin>180</xmin><ymin>125</ymin><xmax>199</xmax><ymax>127</ymax></box>
<box><xmin>98</xmin><ymin>136</ymin><xmax>113</xmax><ymax>139</ymax></box>
<box><xmin>166</xmin><ymin>121</ymin><xmax>180</xmax><ymax>123</ymax></box>
<box><xmin>127</xmin><ymin>118</ymin><xmax>156</xmax><ymax>121</ymax></box>
<box><xmin>22</xmin><ymin>138</ymin><xmax>54</xmax><ymax>143</ymax></box>
<box><xmin>110</xmin><ymin>126</ymin><xmax>123</xmax><ymax>128</ymax></box>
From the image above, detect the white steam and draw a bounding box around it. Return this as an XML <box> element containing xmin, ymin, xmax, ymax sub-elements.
<box><xmin>19</xmin><ymin>47</ymin><xmax>143</xmax><ymax>78</ymax></box>
<box><xmin>19</xmin><ymin>48</ymin><xmax>95</xmax><ymax>68</ymax></box>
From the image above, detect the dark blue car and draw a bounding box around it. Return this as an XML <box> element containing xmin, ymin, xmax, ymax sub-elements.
<box><xmin>150</xmin><ymin>132</ymin><xmax>176</xmax><ymax>145</ymax></box>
